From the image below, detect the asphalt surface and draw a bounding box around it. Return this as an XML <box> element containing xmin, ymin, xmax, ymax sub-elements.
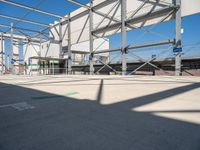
<box><xmin>0</xmin><ymin>75</ymin><xmax>200</xmax><ymax>150</ymax></box>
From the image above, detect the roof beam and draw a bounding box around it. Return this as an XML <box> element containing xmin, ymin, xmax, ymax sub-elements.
<box><xmin>0</xmin><ymin>23</ymin><xmax>42</xmax><ymax>34</ymax></box>
<box><xmin>0</xmin><ymin>32</ymin><xmax>42</xmax><ymax>43</ymax></box>
<box><xmin>19</xmin><ymin>0</ymin><xmax>118</xmax><ymax>39</ymax></box>
<box><xmin>67</xmin><ymin>0</ymin><xmax>90</xmax><ymax>9</ymax></box>
<box><xmin>0</xmin><ymin>0</ymin><xmax>62</xmax><ymax>18</ymax></box>
<box><xmin>94</xmin><ymin>39</ymin><xmax>175</xmax><ymax>54</ymax></box>
<box><xmin>48</xmin><ymin>0</ymin><xmax>117</xmax><ymax>31</ymax></box>
<box><xmin>61</xmin><ymin>0</ymin><xmax>117</xmax><ymax>25</ymax></box>
<box><xmin>0</xmin><ymin>13</ymin><xmax>49</xmax><ymax>27</ymax></box>
<box><xmin>93</xmin><ymin>6</ymin><xmax>176</xmax><ymax>35</ymax></box>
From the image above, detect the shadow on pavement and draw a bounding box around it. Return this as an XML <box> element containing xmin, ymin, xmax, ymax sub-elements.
<box><xmin>0</xmin><ymin>80</ymin><xmax>200</xmax><ymax>150</ymax></box>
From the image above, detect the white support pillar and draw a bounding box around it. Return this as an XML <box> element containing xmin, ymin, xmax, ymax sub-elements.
<box><xmin>53</xmin><ymin>60</ymin><xmax>55</xmax><ymax>75</ymax></box>
<box><xmin>7</xmin><ymin>55</ymin><xmax>10</xmax><ymax>72</ymax></box>
<box><xmin>89</xmin><ymin>0</ymin><xmax>94</xmax><ymax>74</ymax></box>
<box><xmin>175</xmin><ymin>0</ymin><xmax>182</xmax><ymax>76</ymax></box>
<box><xmin>1</xmin><ymin>33</ymin><xmax>4</xmax><ymax>75</ymax></box>
<box><xmin>30</xmin><ymin>59</ymin><xmax>32</xmax><ymax>76</ymax></box>
<box><xmin>59</xmin><ymin>19</ymin><xmax>63</xmax><ymax>59</ymax></box>
<box><xmin>13</xmin><ymin>40</ymin><xmax>19</xmax><ymax>75</ymax></box>
<box><xmin>10</xmin><ymin>22</ymin><xmax>14</xmax><ymax>74</ymax></box>
<box><xmin>121</xmin><ymin>0</ymin><xmax>127</xmax><ymax>75</ymax></box>
<box><xmin>39</xmin><ymin>30</ymin><xmax>42</xmax><ymax>75</ymax></box>
<box><xmin>68</xmin><ymin>13</ymin><xmax>72</xmax><ymax>74</ymax></box>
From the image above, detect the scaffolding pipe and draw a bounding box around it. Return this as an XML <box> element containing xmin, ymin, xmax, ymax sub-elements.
<box><xmin>89</xmin><ymin>0</ymin><xmax>94</xmax><ymax>74</ymax></box>
<box><xmin>128</xmin><ymin>39</ymin><xmax>175</xmax><ymax>49</ymax></box>
<box><xmin>0</xmin><ymin>14</ymin><xmax>49</xmax><ymax>27</ymax></box>
<box><xmin>61</xmin><ymin>0</ymin><xmax>117</xmax><ymax>25</ymax></box>
<box><xmin>59</xmin><ymin>19</ymin><xmax>62</xmax><ymax>59</ymax></box>
<box><xmin>121</xmin><ymin>0</ymin><xmax>127</xmax><ymax>75</ymax></box>
<box><xmin>67</xmin><ymin>14</ymin><xmax>72</xmax><ymax>74</ymax></box>
<box><xmin>0</xmin><ymin>33</ymin><xmax>42</xmax><ymax>43</ymax></box>
<box><xmin>94</xmin><ymin>39</ymin><xmax>174</xmax><ymax>54</ymax></box>
<box><xmin>0</xmin><ymin>0</ymin><xmax>62</xmax><ymax>18</ymax></box>
<box><xmin>1</xmin><ymin>33</ymin><xmax>3</xmax><ymax>75</ymax></box>
<box><xmin>10</xmin><ymin>23</ymin><xmax>14</xmax><ymax>74</ymax></box>
<box><xmin>93</xmin><ymin>6</ymin><xmax>176</xmax><ymax>35</ymax></box>
<box><xmin>0</xmin><ymin>23</ymin><xmax>44</xmax><ymax>34</ymax></box>
<box><xmin>175</xmin><ymin>0</ymin><xmax>182</xmax><ymax>76</ymax></box>
<box><xmin>30</xmin><ymin>0</ymin><xmax>119</xmax><ymax>38</ymax></box>
<box><xmin>68</xmin><ymin>0</ymin><xmax>90</xmax><ymax>9</ymax></box>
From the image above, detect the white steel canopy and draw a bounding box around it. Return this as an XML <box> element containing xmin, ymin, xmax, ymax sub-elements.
<box><xmin>61</xmin><ymin>0</ymin><xmax>200</xmax><ymax>45</ymax></box>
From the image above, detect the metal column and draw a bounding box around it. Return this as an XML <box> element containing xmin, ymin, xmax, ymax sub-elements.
<box><xmin>175</xmin><ymin>0</ymin><xmax>182</xmax><ymax>76</ymax></box>
<box><xmin>68</xmin><ymin>14</ymin><xmax>72</xmax><ymax>74</ymax></box>
<box><xmin>59</xmin><ymin>19</ymin><xmax>63</xmax><ymax>59</ymax></box>
<box><xmin>10</xmin><ymin>22</ymin><xmax>14</xmax><ymax>74</ymax></box>
<box><xmin>121</xmin><ymin>0</ymin><xmax>127</xmax><ymax>75</ymax></box>
<box><xmin>89</xmin><ymin>0</ymin><xmax>94</xmax><ymax>74</ymax></box>
<box><xmin>7</xmin><ymin>55</ymin><xmax>9</xmax><ymax>71</ymax></box>
<box><xmin>39</xmin><ymin>30</ymin><xmax>42</xmax><ymax>75</ymax></box>
<box><xmin>52</xmin><ymin>60</ymin><xmax>55</xmax><ymax>75</ymax></box>
<box><xmin>1</xmin><ymin>33</ymin><xmax>3</xmax><ymax>75</ymax></box>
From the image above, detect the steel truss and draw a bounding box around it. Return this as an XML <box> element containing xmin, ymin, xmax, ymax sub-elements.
<box><xmin>0</xmin><ymin>0</ymin><xmax>182</xmax><ymax>75</ymax></box>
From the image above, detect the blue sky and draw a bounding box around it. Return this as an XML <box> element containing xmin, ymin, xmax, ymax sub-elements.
<box><xmin>0</xmin><ymin>0</ymin><xmax>200</xmax><ymax>62</ymax></box>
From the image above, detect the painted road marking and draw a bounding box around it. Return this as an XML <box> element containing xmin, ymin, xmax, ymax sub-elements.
<box><xmin>63</xmin><ymin>92</ymin><xmax>79</xmax><ymax>96</ymax></box>
<box><xmin>0</xmin><ymin>102</ymin><xmax>35</xmax><ymax>111</ymax></box>
<box><xmin>32</xmin><ymin>92</ymin><xmax>79</xmax><ymax>100</ymax></box>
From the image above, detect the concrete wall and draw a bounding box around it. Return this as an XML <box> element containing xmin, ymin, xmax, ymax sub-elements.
<box><xmin>41</xmin><ymin>41</ymin><xmax>60</xmax><ymax>58</ymax></box>
<box><xmin>23</xmin><ymin>42</ymin><xmax>40</xmax><ymax>75</ymax></box>
<box><xmin>49</xmin><ymin>20</ymin><xmax>110</xmax><ymax>60</ymax></box>
<box><xmin>72</xmin><ymin>38</ymin><xmax>109</xmax><ymax>55</ymax></box>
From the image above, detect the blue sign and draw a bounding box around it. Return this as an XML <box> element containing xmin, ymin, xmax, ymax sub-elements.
<box><xmin>173</xmin><ymin>47</ymin><xmax>182</xmax><ymax>53</ymax></box>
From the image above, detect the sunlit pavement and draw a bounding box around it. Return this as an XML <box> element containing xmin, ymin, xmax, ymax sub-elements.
<box><xmin>0</xmin><ymin>75</ymin><xmax>200</xmax><ymax>150</ymax></box>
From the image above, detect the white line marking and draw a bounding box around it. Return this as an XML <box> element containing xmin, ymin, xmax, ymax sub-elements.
<box><xmin>0</xmin><ymin>102</ymin><xmax>35</xmax><ymax>111</ymax></box>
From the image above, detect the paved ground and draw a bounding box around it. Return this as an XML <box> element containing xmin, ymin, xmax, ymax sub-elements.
<box><xmin>0</xmin><ymin>75</ymin><xmax>200</xmax><ymax>150</ymax></box>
